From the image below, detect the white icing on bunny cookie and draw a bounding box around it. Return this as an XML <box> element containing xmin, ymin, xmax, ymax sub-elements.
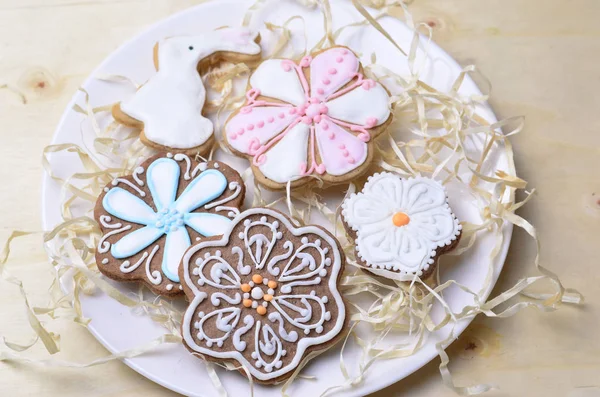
<box><xmin>121</xmin><ymin>27</ymin><xmax>261</xmax><ymax>150</ymax></box>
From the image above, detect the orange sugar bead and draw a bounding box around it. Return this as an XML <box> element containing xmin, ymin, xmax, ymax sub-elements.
<box><xmin>264</xmin><ymin>294</ymin><xmax>273</xmax><ymax>302</ymax></box>
<box><xmin>241</xmin><ymin>284</ymin><xmax>251</xmax><ymax>293</ymax></box>
<box><xmin>256</xmin><ymin>306</ymin><xmax>267</xmax><ymax>315</ymax></box>
<box><xmin>267</xmin><ymin>280</ymin><xmax>278</xmax><ymax>289</ymax></box>
<box><xmin>392</xmin><ymin>212</ymin><xmax>410</xmax><ymax>227</ymax></box>
<box><xmin>243</xmin><ymin>299</ymin><xmax>252</xmax><ymax>308</ymax></box>
<box><xmin>252</xmin><ymin>274</ymin><xmax>263</xmax><ymax>284</ymax></box>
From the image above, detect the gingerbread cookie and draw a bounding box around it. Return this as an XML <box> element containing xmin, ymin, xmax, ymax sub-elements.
<box><xmin>341</xmin><ymin>173</ymin><xmax>462</xmax><ymax>280</ymax></box>
<box><xmin>94</xmin><ymin>153</ymin><xmax>245</xmax><ymax>296</ymax></box>
<box><xmin>224</xmin><ymin>46</ymin><xmax>392</xmax><ymax>190</ymax></box>
<box><xmin>113</xmin><ymin>27</ymin><xmax>262</xmax><ymax>155</ymax></box>
<box><xmin>180</xmin><ymin>208</ymin><xmax>347</xmax><ymax>384</ymax></box>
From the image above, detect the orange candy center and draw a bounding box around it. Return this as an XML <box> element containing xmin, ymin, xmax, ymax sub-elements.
<box><xmin>392</xmin><ymin>212</ymin><xmax>410</xmax><ymax>227</ymax></box>
<box><xmin>240</xmin><ymin>274</ymin><xmax>279</xmax><ymax>315</ymax></box>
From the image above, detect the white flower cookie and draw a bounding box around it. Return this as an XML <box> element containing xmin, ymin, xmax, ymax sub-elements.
<box><xmin>341</xmin><ymin>172</ymin><xmax>462</xmax><ymax>280</ymax></box>
<box><xmin>113</xmin><ymin>27</ymin><xmax>262</xmax><ymax>154</ymax></box>
<box><xmin>180</xmin><ymin>208</ymin><xmax>347</xmax><ymax>384</ymax></box>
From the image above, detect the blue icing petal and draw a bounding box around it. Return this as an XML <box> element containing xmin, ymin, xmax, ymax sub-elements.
<box><xmin>103</xmin><ymin>187</ymin><xmax>156</xmax><ymax>225</ymax></box>
<box><xmin>111</xmin><ymin>226</ymin><xmax>164</xmax><ymax>258</ymax></box>
<box><xmin>174</xmin><ymin>169</ymin><xmax>228</xmax><ymax>213</ymax></box>
<box><xmin>184</xmin><ymin>213</ymin><xmax>232</xmax><ymax>237</ymax></box>
<box><xmin>161</xmin><ymin>227</ymin><xmax>191</xmax><ymax>282</ymax></box>
<box><xmin>146</xmin><ymin>158</ymin><xmax>180</xmax><ymax>212</ymax></box>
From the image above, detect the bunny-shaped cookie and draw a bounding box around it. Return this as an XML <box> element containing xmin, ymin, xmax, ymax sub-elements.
<box><xmin>113</xmin><ymin>27</ymin><xmax>261</xmax><ymax>154</ymax></box>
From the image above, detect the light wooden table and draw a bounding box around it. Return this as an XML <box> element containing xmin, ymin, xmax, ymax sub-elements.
<box><xmin>1</xmin><ymin>1</ymin><xmax>598</xmax><ymax>396</ymax></box>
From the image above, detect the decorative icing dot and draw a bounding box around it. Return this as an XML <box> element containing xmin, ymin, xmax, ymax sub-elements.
<box><xmin>267</xmin><ymin>116</ymin><xmax>274</xmax><ymax>123</ymax></box>
<box><xmin>252</xmin><ymin>274</ymin><xmax>263</xmax><ymax>284</ymax></box>
<box><xmin>257</xmin><ymin>306</ymin><xmax>267</xmax><ymax>316</ymax></box>
<box><xmin>392</xmin><ymin>212</ymin><xmax>410</xmax><ymax>227</ymax></box>
<box><xmin>278</xmin><ymin>112</ymin><xmax>285</xmax><ymax>119</ymax></box>
<box><xmin>251</xmin><ymin>286</ymin><xmax>264</xmax><ymax>300</ymax></box>
<box><xmin>237</xmin><ymin>128</ymin><xmax>245</xmax><ymax>135</ymax></box>
<box><xmin>328</xmin><ymin>132</ymin><xmax>336</xmax><ymax>140</ymax></box>
<box><xmin>267</xmin><ymin>288</ymin><xmax>275</xmax><ymax>295</ymax></box>
<box><xmin>322</xmin><ymin>123</ymin><xmax>329</xmax><ymax>131</ymax></box>
<box><xmin>322</xmin><ymin>78</ymin><xmax>330</xmax><ymax>85</ymax></box>
<box><xmin>348</xmin><ymin>157</ymin><xmax>356</xmax><ymax>164</ymax></box>
<box><xmin>317</xmin><ymin>88</ymin><xmax>325</xmax><ymax>95</ymax></box>
<box><xmin>302</xmin><ymin>116</ymin><xmax>312</xmax><ymax>124</ymax></box>
<box><xmin>166</xmin><ymin>284</ymin><xmax>173</xmax><ymax>291</ymax></box>
<box><xmin>290</xmin><ymin>108</ymin><xmax>297</xmax><ymax>115</ymax></box>
<box><xmin>342</xmin><ymin>49</ymin><xmax>349</xmax><ymax>55</ymax></box>
<box><xmin>268</xmin><ymin>280</ymin><xmax>278</xmax><ymax>289</ymax></box>
<box><xmin>366</xmin><ymin>117</ymin><xmax>378</xmax><ymax>127</ymax></box>
<box><xmin>328</xmin><ymin>68</ymin><xmax>337</xmax><ymax>75</ymax></box>
<box><xmin>243</xmin><ymin>299</ymin><xmax>252</xmax><ymax>308</ymax></box>
<box><xmin>336</xmin><ymin>56</ymin><xmax>343</xmax><ymax>63</ymax></box>
<box><xmin>247</xmin><ymin>124</ymin><xmax>254</xmax><ymax>130</ymax></box>
<box><xmin>342</xmin><ymin>150</ymin><xmax>349</xmax><ymax>157</ymax></box>
<box><xmin>241</xmin><ymin>283</ymin><xmax>251</xmax><ymax>293</ymax></box>
<box><xmin>282</xmin><ymin>63</ymin><xmax>292</xmax><ymax>72</ymax></box>
<box><xmin>339</xmin><ymin>144</ymin><xmax>346</xmax><ymax>149</ymax></box>
<box><xmin>262</xmin><ymin>302</ymin><xmax>268</xmax><ymax>307</ymax></box>
<box><xmin>229</xmin><ymin>133</ymin><xmax>237</xmax><ymax>140</ymax></box>
<box><xmin>101</xmin><ymin>258</ymin><xmax>109</xmax><ymax>264</ymax></box>
<box><xmin>257</xmin><ymin>121</ymin><xmax>265</xmax><ymax>128</ymax></box>
<box><xmin>264</xmin><ymin>294</ymin><xmax>273</xmax><ymax>302</ymax></box>
<box><xmin>252</xmin><ymin>301</ymin><xmax>258</xmax><ymax>309</ymax></box>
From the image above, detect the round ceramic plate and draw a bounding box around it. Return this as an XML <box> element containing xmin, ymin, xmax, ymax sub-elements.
<box><xmin>41</xmin><ymin>0</ymin><xmax>513</xmax><ymax>396</ymax></box>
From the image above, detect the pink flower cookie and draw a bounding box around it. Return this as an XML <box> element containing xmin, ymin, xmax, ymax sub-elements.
<box><xmin>224</xmin><ymin>46</ymin><xmax>392</xmax><ymax>190</ymax></box>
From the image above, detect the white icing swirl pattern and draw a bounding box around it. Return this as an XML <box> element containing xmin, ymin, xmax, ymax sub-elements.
<box><xmin>181</xmin><ymin>208</ymin><xmax>346</xmax><ymax>382</ymax></box>
<box><xmin>342</xmin><ymin>173</ymin><xmax>462</xmax><ymax>279</ymax></box>
<box><xmin>96</xmin><ymin>153</ymin><xmax>244</xmax><ymax>290</ymax></box>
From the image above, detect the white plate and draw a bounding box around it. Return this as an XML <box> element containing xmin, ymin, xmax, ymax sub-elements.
<box><xmin>41</xmin><ymin>1</ymin><xmax>513</xmax><ymax>396</ymax></box>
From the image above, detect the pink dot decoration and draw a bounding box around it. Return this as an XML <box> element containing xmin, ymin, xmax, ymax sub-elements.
<box><xmin>366</xmin><ymin>117</ymin><xmax>378</xmax><ymax>127</ymax></box>
<box><xmin>322</xmin><ymin>123</ymin><xmax>330</xmax><ymax>131</ymax></box>
<box><xmin>328</xmin><ymin>132</ymin><xmax>336</xmax><ymax>140</ymax></box>
<box><xmin>328</xmin><ymin>68</ymin><xmax>337</xmax><ymax>75</ymax></box>
<box><xmin>314</xmin><ymin>115</ymin><xmax>322</xmax><ymax>123</ymax></box>
<box><xmin>267</xmin><ymin>117</ymin><xmax>274</xmax><ymax>123</ymax></box>
<box><xmin>319</xmin><ymin>105</ymin><xmax>328</xmax><ymax>114</ymax></box>
<box><xmin>342</xmin><ymin>49</ymin><xmax>349</xmax><ymax>55</ymax></box>
<box><xmin>278</xmin><ymin>113</ymin><xmax>285</xmax><ymax>119</ymax></box>
<box><xmin>317</xmin><ymin>88</ymin><xmax>325</xmax><ymax>95</ymax></box>
<box><xmin>322</xmin><ymin>78</ymin><xmax>331</xmax><ymax>85</ymax></box>
<box><xmin>348</xmin><ymin>157</ymin><xmax>356</xmax><ymax>164</ymax></box>
<box><xmin>339</xmin><ymin>144</ymin><xmax>346</xmax><ymax>149</ymax></box>
<box><xmin>237</xmin><ymin>128</ymin><xmax>245</xmax><ymax>136</ymax></box>
<box><xmin>290</xmin><ymin>108</ymin><xmax>297</xmax><ymax>115</ymax></box>
<box><xmin>336</xmin><ymin>57</ymin><xmax>343</xmax><ymax>63</ymax></box>
<box><xmin>229</xmin><ymin>134</ymin><xmax>237</xmax><ymax>140</ymax></box>
<box><xmin>257</xmin><ymin>121</ymin><xmax>265</xmax><ymax>128</ymax></box>
<box><xmin>247</xmin><ymin>124</ymin><xmax>254</xmax><ymax>131</ymax></box>
<box><xmin>282</xmin><ymin>63</ymin><xmax>292</xmax><ymax>72</ymax></box>
<box><xmin>302</xmin><ymin>116</ymin><xmax>312</xmax><ymax>124</ymax></box>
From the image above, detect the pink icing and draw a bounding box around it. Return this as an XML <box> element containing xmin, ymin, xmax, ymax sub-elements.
<box><xmin>309</xmin><ymin>48</ymin><xmax>359</xmax><ymax>101</ymax></box>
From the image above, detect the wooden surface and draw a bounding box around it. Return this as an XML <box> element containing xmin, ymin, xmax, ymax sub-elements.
<box><xmin>0</xmin><ymin>0</ymin><xmax>599</xmax><ymax>396</ymax></box>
